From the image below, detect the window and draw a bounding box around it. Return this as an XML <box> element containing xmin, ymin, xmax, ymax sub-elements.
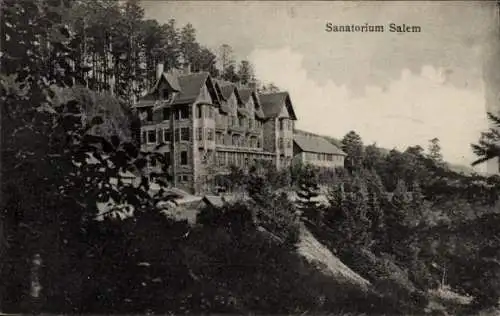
<box><xmin>163</xmin><ymin>108</ymin><xmax>170</xmax><ymax>121</ymax></box>
<box><xmin>175</xmin><ymin>129</ymin><xmax>180</xmax><ymax>142</ymax></box>
<box><xmin>181</xmin><ymin>127</ymin><xmax>190</xmax><ymax>141</ymax></box>
<box><xmin>238</xmin><ymin>117</ymin><xmax>243</xmax><ymax>127</ymax></box>
<box><xmin>160</xmin><ymin>89</ymin><xmax>169</xmax><ymax>100</ymax></box>
<box><xmin>141</xmin><ymin>131</ymin><xmax>146</xmax><ymax>144</ymax></box>
<box><xmin>163</xmin><ymin>129</ymin><xmax>171</xmax><ymax>142</ymax></box>
<box><xmin>279</xmin><ymin>119</ymin><xmax>284</xmax><ymax>131</ymax></box>
<box><xmin>142</xmin><ymin>107</ymin><xmax>153</xmax><ymax>122</ymax></box>
<box><xmin>208</xmin><ymin>106</ymin><xmax>213</xmax><ymax>119</ymax></box>
<box><xmin>216</xmin><ymin>132</ymin><xmax>223</xmax><ymax>144</ymax></box>
<box><xmin>147</xmin><ymin>130</ymin><xmax>157</xmax><ymax>144</ymax></box>
<box><xmin>197</xmin><ymin>127</ymin><xmax>203</xmax><ymax>141</ymax></box>
<box><xmin>206</xmin><ymin>150</ymin><xmax>213</xmax><ymax>163</ymax></box>
<box><xmin>289</xmin><ymin>120</ymin><xmax>293</xmax><ymax>130</ymax></box>
<box><xmin>197</xmin><ymin>105</ymin><xmax>202</xmax><ymax>118</ymax></box>
<box><xmin>327</xmin><ymin>154</ymin><xmax>333</xmax><ymax>161</ymax></box>
<box><xmin>287</xmin><ymin>139</ymin><xmax>292</xmax><ymax>148</ymax></box>
<box><xmin>178</xmin><ymin>107</ymin><xmax>190</xmax><ymax>120</ymax></box>
<box><xmin>317</xmin><ymin>153</ymin><xmax>321</xmax><ymax>160</ymax></box>
<box><xmin>216</xmin><ymin>152</ymin><xmax>224</xmax><ymax>166</ymax></box>
<box><xmin>232</xmin><ymin>135</ymin><xmax>238</xmax><ymax>146</ymax></box>
<box><xmin>279</xmin><ymin>138</ymin><xmax>284</xmax><ymax>149</ymax></box>
<box><xmin>207</xmin><ymin>128</ymin><xmax>214</xmax><ymax>141</ymax></box>
<box><xmin>180</xmin><ymin>151</ymin><xmax>188</xmax><ymax>165</ymax></box>
<box><xmin>199</xmin><ymin>149</ymin><xmax>206</xmax><ymax>163</ymax></box>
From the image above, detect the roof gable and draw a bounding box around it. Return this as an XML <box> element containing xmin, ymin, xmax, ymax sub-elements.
<box><xmin>294</xmin><ymin>134</ymin><xmax>346</xmax><ymax>155</ymax></box>
<box><xmin>174</xmin><ymin>72</ymin><xmax>211</xmax><ymax>105</ymax></box>
<box><xmin>278</xmin><ymin>105</ymin><xmax>289</xmax><ymax>118</ymax></box>
<box><xmin>259</xmin><ymin>91</ymin><xmax>297</xmax><ymax>120</ymax></box>
<box><xmin>137</xmin><ymin>71</ymin><xmax>221</xmax><ymax>107</ymax></box>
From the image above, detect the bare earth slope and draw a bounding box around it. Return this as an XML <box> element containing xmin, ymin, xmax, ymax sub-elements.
<box><xmin>296</xmin><ymin>226</ymin><xmax>371</xmax><ymax>291</ymax></box>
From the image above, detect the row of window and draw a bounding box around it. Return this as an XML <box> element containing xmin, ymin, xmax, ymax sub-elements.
<box><xmin>279</xmin><ymin>118</ymin><xmax>294</xmax><ymax>131</ymax></box>
<box><xmin>214</xmin><ymin>114</ymin><xmax>264</xmax><ymax>130</ymax></box>
<box><xmin>196</xmin><ymin>105</ymin><xmax>215</xmax><ymax>119</ymax></box>
<box><xmin>305</xmin><ymin>152</ymin><xmax>344</xmax><ymax>162</ymax></box>
<box><xmin>278</xmin><ymin>138</ymin><xmax>293</xmax><ymax>149</ymax></box>
<box><xmin>141</xmin><ymin>106</ymin><xmax>190</xmax><ymax>122</ymax></box>
<box><xmin>196</xmin><ymin>128</ymin><xmax>215</xmax><ymax>141</ymax></box>
<box><xmin>214</xmin><ymin>152</ymin><xmax>273</xmax><ymax>167</ymax></box>
<box><xmin>225</xmin><ymin>116</ymin><xmax>262</xmax><ymax>129</ymax></box>
<box><xmin>215</xmin><ymin>133</ymin><xmax>261</xmax><ymax>148</ymax></box>
<box><xmin>142</xmin><ymin>127</ymin><xmax>263</xmax><ymax>147</ymax></box>
<box><xmin>142</xmin><ymin>127</ymin><xmax>190</xmax><ymax>144</ymax></box>
<box><xmin>142</xmin><ymin>105</ymin><xmax>266</xmax><ymax>130</ymax></box>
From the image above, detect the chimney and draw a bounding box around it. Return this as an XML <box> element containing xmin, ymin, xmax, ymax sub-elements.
<box><xmin>156</xmin><ymin>62</ymin><xmax>164</xmax><ymax>80</ymax></box>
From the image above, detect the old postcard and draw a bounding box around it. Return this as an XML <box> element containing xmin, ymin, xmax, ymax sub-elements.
<box><xmin>2</xmin><ymin>0</ymin><xmax>500</xmax><ymax>315</ymax></box>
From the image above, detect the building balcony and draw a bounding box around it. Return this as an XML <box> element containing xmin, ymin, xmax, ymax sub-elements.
<box><xmin>246</xmin><ymin>126</ymin><xmax>261</xmax><ymax>135</ymax></box>
<box><xmin>228</xmin><ymin>124</ymin><xmax>245</xmax><ymax>134</ymax></box>
<box><xmin>215</xmin><ymin>144</ymin><xmax>268</xmax><ymax>154</ymax></box>
<box><xmin>215</xmin><ymin>121</ymin><xmax>226</xmax><ymax>131</ymax></box>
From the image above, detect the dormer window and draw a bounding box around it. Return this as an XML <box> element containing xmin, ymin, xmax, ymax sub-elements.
<box><xmin>140</xmin><ymin>107</ymin><xmax>153</xmax><ymax>122</ymax></box>
<box><xmin>160</xmin><ymin>89</ymin><xmax>170</xmax><ymax>101</ymax></box>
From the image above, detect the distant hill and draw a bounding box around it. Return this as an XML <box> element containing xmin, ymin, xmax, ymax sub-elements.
<box><xmin>295</xmin><ymin>129</ymin><xmax>477</xmax><ymax>176</ymax></box>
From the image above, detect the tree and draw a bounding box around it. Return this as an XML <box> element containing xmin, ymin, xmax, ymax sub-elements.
<box><xmin>237</xmin><ymin>60</ymin><xmax>254</xmax><ymax>85</ymax></box>
<box><xmin>193</xmin><ymin>47</ymin><xmax>219</xmax><ymax>77</ymax></box>
<box><xmin>471</xmin><ymin>112</ymin><xmax>500</xmax><ymax>167</ymax></box>
<box><xmin>1</xmin><ymin>2</ymin><xmax>173</xmax><ymax>311</ymax></box>
<box><xmin>382</xmin><ymin>179</ymin><xmax>411</xmax><ymax>257</ymax></box>
<box><xmin>363</xmin><ymin>143</ymin><xmax>385</xmax><ymax>171</ymax></box>
<box><xmin>324</xmin><ymin>175</ymin><xmax>372</xmax><ymax>250</ymax></box>
<box><xmin>295</xmin><ymin>165</ymin><xmax>322</xmax><ymax>224</ymax></box>
<box><xmin>179</xmin><ymin>23</ymin><xmax>200</xmax><ymax>66</ymax></box>
<box><xmin>341</xmin><ymin>131</ymin><xmax>365</xmax><ymax>173</ymax></box>
<box><xmin>219</xmin><ymin>44</ymin><xmax>234</xmax><ymax>74</ymax></box>
<box><xmin>222</xmin><ymin>63</ymin><xmax>239</xmax><ymax>83</ymax></box>
<box><xmin>428</xmin><ymin>137</ymin><xmax>443</xmax><ymax>163</ymax></box>
<box><xmin>259</xmin><ymin>83</ymin><xmax>280</xmax><ymax>93</ymax></box>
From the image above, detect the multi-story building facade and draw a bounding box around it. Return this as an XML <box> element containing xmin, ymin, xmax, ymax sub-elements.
<box><xmin>135</xmin><ymin>64</ymin><xmax>298</xmax><ymax>194</ymax></box>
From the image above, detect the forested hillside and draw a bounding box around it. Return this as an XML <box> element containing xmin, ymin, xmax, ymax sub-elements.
<box><xmin>45</xmin><ymin>0</ymin><xmax>268</xmax><ymax>105</ymax></box>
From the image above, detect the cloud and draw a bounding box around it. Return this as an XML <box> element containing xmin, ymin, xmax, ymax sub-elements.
<box><xmin>250</xmin><ymin>47</ymin><xmax>488</xmax><ymax>168</ymax></box>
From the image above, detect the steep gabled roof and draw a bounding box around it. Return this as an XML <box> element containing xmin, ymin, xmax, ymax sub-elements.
<box><xmin>173</xmin><ymin>72</ymin><xmax>215</xmax><ymax>105</ymax></box>
<box><xmin>150</xmin><ymin>72</ymin><xmax>181</xmax><ymax>93</ymax></box>
<box><xmin>238</xmin><ymin>88</ymin><xmax>252</xmax><ymax>103</ymax></box>
<box><xmin>214</xmin><ymin>80</ymin><xmax>245</xmax><ymax>106</ymax></box>
<box><xmin>294</xmin><ymin>134</ymin><xmax>346</xmax><ymax>156</ymax></box>
<box><xmin>137</xmin><ymin>71</ymin><xmax>219</xmax><ymax>107</ymax></box>
<box><xmin>214</xmin><ymin>81</ymin><xmax>226</xmax><ymax>101</ymax></box>
<box><xmin>259</xmin><ymin>91</ymin><xmax>297</xmax><ymax>120</ymax></box>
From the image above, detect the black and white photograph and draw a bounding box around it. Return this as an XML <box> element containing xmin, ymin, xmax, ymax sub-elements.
<box><xmin>3</xmin><ymin>0</ymin><xmax>500</xmax><ymax>314</ymax></box>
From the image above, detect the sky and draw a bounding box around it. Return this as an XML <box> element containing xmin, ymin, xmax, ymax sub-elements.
<box><xmin>141</xmin><ymin>1</ymin><xmax>500</xmax><ymax>171</ymax></box>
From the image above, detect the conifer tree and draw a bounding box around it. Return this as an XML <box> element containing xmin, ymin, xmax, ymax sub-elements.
<box><xmin>383</xmin><ymin>179</ymin><xmax>411</xmax><ymax>257</ymax></box>
<box><xmin>341</xmin><ymin>131</ymin><xmax>365</xmax><ymax>173</ymax></box>
<box><xmin>295</xmin><ymin>165</ymin><xmax>322</xmax><ymax>224</ymax></box>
